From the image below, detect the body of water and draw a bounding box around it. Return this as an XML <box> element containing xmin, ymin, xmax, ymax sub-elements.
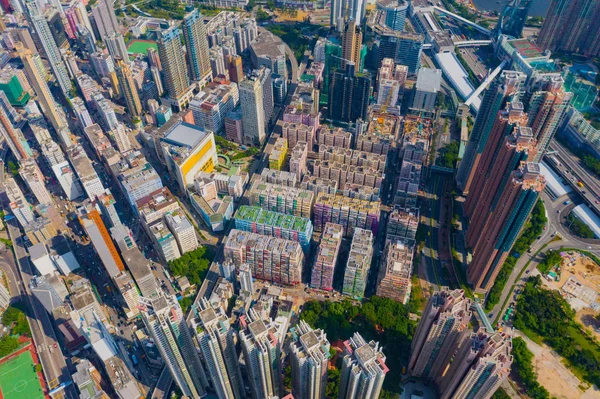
<box><xmin>472</xmin><ymin>0</ymin><xmax>550</xmax><ymax>17</ymax></box>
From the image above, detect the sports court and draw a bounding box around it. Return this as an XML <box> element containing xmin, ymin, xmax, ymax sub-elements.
<box><xmin>0</xmin><ymin>350</ymin><xmax>45</xmax><ymax>399</ymax></box>
<box><xmin>127</xmin><ymin>39</ymin><xmax>158</xmax><ymax>55</ymax></box>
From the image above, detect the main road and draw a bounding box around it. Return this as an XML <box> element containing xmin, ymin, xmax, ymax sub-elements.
<box><xmin>4</xmin><ymin>219</ymin><xmax>78</xmax><ymax>399</ymax></box>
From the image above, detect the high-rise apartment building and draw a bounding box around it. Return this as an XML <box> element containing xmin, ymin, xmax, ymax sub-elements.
<box><xmin>115</xmin><ymin>57</ymin><xmax>143</xmax><ymax>118</ymax></box>
<box><xmin>191</xmin><ymin>298</ymin><xmax>245</xmax><ymax>399</ymax></box>
<box><xmin>239</xmin><ymin>314</ymin><xmax>283</xmax><ymax>399</ymax></box>
<box><xmin>140</xmin><ymin>294</ymin><xmax>207</xmax><ymax>398</ymax></box>
<box><xmin>165</xmin><ymin>210</ymin><xmax>198</xmax><ymax>255</ymax></box>
<box><xmin>16</xmin><ymin>44</ymin><xmax>68</xmax><ymax>139</ymax></box>
<box><xmin>524</xmin><ymin>74</ymin><xmax>572</xmax><ymax>160</ymax></box>
<box><xmin>386</xmin><ymin>208</ymin><xmax>419</xmax><ymax>243</ymax></box>
<box><xmin>91</xmin><ymin>0</ymin><xmax>120</xmax><ymax>39</ymax></box>
<box><xmin>289</xmin><ymin>320</ymin><xmax>330</xmax><ymax>399</ymax></box>
<box><xmin>226</xmin><ymin>54</ymin><xmax>243</xmax><ymax>84</ymax></box>
<box><xmin>376</xmin><ymin>238</ymin><xmax>414</xmax><ymax>304</ymax></box>
<box><xmin>409</xmin><ymin>289</ymin><xmax>511</xmax><ymax>399</ymax></box>
<box><xmin>183</xmin><ymin>8</ymin><xmax>211</xmax><ymax>82</ymax></box>
<box><xmin>376</xmin><ymin>58</ymin><xmax>407</xmax><ymax>108</ymax></box>
<box><xmin>28</xmin><ymin>11</ymin><xmax>71</xmax><ymax>97</ymax></box>
<box><xmin>468</xmin><ymin>163</ymin><xmax>545</xmax><ymax>292</ymax></box>
<box><xmin>311</xmin><ymin>222</ymin><xmax>343</xmax><ymax>291</ymax></box>
<box><xmin>239</xmin><ymin>73</ymin><xmax>266</xmax><ymax>146</ymax></box>
<box><xmin>79</xmin><ymin>208</ymin><xmax>125</xmax><ymax>278</ymax></box>
<box><xmin>224</xmin><ymin>229</ymin><xmax>304</xmax><ymax>286</ymax></box>
<box><xmin>2</xmin><ymin>177</ymin><xmax>34</xmax><ymax>227</ymax></box>
<box><xmin>20</xmin><ymin>158</ymin><xmax>52</xmax><ymax>206</ymax></box>
<box><xmin>158</xmin><ymin>26</ymin><xmax>191</xmax><ymax>110</ymax></box>
<box><xmin>537</xmin><ymin>0</ymin><xmax>600</xmax><ymax>56</ymax></box>
<box><xmin>341</xmin><ymin>20</ymin><xmax>362</xmax><ymax>70</ymax></box>
<box><xmin>0</xmin><ymin>99</ymin><xmax>29</xmax><ymax>161</ymax></box>
<box><xmin>234</xmin><ymin>206</ymin><xmax>313</xmax><ymax>253</ymax></box>
<box><xmin>456</xmin><ymin>70</ymin><xmax>526</xmax><ymax>194</ymax></box>
<box><xmin>105</xmin><ymin>33</ymin><xmax>129</xmax><ymax>61</ymax></box>
<box><xmin>377</xmin><ymin>0</ymin><xmax>408</xmax><ymax>31</ymax></box>
<box><xmin>342</xmin><ymin>228</ymin><xmax>373</xmax><ymax>298</ymax></box>
<box><xmin>375</xmin><ymin>30</ymin><xmax>423</xmax><ymax>74</ymax></box>
<box><xmin>464</xmin><ymin>104</ymin><xmax>533</xmax><ymax>226</ymax></box>
<box><xmin>495</xmin><ymin>0</ymin><xmax>531</xmax><ymax>38</ymax></box>
<box><xmin>313</xmin><ymin>193</ymin><xmax>380</xmax><ymax>237</ymax></box>
<box><xmin>409</xmin><ymin>288</ymin><xmax>472</xmax><ymax>378</ymax></box>
<box><xmin>246</xmin><ymin>180</ymin><xmax>315</xmax><ymax>218</ymax></box>
<box><xmin>338</xmin><ymin>333</ymin><xmax>388</xmax><ymax>399</ymax></box>
<box><xmin>328</xmin><ymin>63</ymin><xmax>371</xmax><ymax>123</ymax></box>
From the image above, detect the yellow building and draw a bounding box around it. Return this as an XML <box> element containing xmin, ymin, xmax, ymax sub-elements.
<box><xmin>161</xmin><ymin>122</ymin><xmax>218</xmax><ymax>191</ymax></box>
<box><xmin>269</xmin><ymin>137</ymin><xmax>288</xmax><ymax>170</ymax></box>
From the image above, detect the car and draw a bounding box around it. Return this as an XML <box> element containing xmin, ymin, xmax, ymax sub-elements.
<box><xmin>54</xmin><ymin>343</ymin><xmax>58</xmax><ymax>348</ymax></box>
<box><xmin>525</xmin><ymin>270</ymin><xmax>530</xmax><ymax>274</ymax></box>
<box><xmin>488</xmin><ymin>313</ymin><xmax>494</xmax><ymax>318</ymax></box>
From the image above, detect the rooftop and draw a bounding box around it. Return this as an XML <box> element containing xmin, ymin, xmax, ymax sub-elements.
<box><xmin>162</xmin><ymin>122</ymin><xmax>211</xmax><ymax>149</ymax></box>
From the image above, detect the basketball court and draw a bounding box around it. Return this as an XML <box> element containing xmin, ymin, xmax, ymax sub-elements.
<box><xmin>0</xmin><ymin>350</ymin><xmax>45</xmax><ymax>399</ymax></box>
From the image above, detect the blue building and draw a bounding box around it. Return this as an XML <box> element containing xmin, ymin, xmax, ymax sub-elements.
<box><xmin>377</xmin><ymin>0</ymin><xmax>408</xmax><ymax>32</ymax></box>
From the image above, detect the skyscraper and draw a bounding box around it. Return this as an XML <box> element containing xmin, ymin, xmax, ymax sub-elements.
<box><xmin>115</xmin><ymin>58</ymin><xmax>143</xmax><ymax>118</ymax></box>
<box><xmin>409</xmin><ymin>289</ymin><xmax>512</xmax><ymax>399</ymax></box>
<box><xmin>348</xmin><ymin>0</ymin><xmax>366</xmax><ymax>22</ymax></box>
<box><xmin>341</xmin><ymin>20</ymin><xmax>362</xmax><ymax>70</ymax></box>
<box><xmin>158</xmin><ymin>26</ymin><xmax>191</xmax><ymax>110</ymax></box>
<box><xmin>456</xmin><ymin>70</ymin><xmax>526</xmax><ymax>194</ymax></box>
<box><xmin>239</xmin><ymin>73</ymin><xmax>266</xmax><ymax>146</ymax></box>
<box><xmin>328</xmin><ymin>63</ymin><xmax>371</xmax><ymax>123</ymax></box>
<box><xmin>375</xmin><ymin>30</ymin><xmax>423</xmax><ymax>74</ymax></box>
<box><xmin>91</xmin><ymin>0</ymin><xmax>119</xmax><ymax>39</ymax></box>
<box><xmin>537</xmin><ymin>0</ymin><xmax>600</xmax><ymax>56</ymax></box>
<box><xmin>523</xmin><ymin>74</ymin><xmax>572</xmax><ymax>160</ymax></box>
<box><xmin>191</xmin><ymin>298</ymin><xmax>244</xmax><ymax>399</ymax></box>
<box><xmin>28</xmin><ymin>8</ymin><xmax>71</xmax><ymax>97</ymax></box>
<box><xmin>105</xmin><ymin>33</ymin><xmax>129</xmax><ymax>61</ymax></box>
<box><xmin>464</xmin><ymin>107</ymin><xmax>535</xmax><ymax>232</ymax></box>
<box><xmin>225</xmin><ymin>55</ymin><xmax>243</xmax><ymax>84</ymax></box>
<box><xmin>495</xmin><ymin>0</ymin><xmax>532</xmax><ymax>38</ymax></box>
<box><xmin>377</xmin><ymin>0</ymin><xmax>408</xmax><ymax>31</ymax></box>
<box><xmin>338</xmin><ymin>333</ymin><xmax>388</xmax><ymax>399</ymax></box>
<box><xmin>330</xmin><ymin>0</ymin><xmax>345</xmax><ymax>31</ymax></box>
<box><xmin>289</xmin><ymin>320</ymin><xmax>330</xmax><ymax>399</ymax></box>
<box><xmin>467</xmin><ymin>163</ymin><xmax>545</xmax><ymax>292</ymax></box>
<box><xmin>16</xmin><ymin>44</ymin><xmax>69</xmax><ymax>143</ymax></box>
<box><xmin>239</xmin><ymin>313</ymin><xmax>282</xmax><ymax>399</ymax></box>
<box><xmin>0</xmin><ymin>100</ymin><xmax>29</xmax><ymax>160</ymax></box>
<box><xmin>140</xmin><ymin>294</ymin><xmax>208</xmax><ymax>398</ymax></box>
<box><xmin>409</xmin><ymin>288</ymin><xmax>472</xmax><ymax>378</ymax></box>
<box><xmin>182</xmin><ymin>8</ymin><xmax>211</xmax><ymax>83</ymax></box>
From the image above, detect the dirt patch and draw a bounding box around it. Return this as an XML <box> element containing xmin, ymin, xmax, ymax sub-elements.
<box><xmin>517</xmin><ymin>332</ymin><xmax>590</xmax><ymax>398</ymax></box>
<box><xmin>577</xmin><ymin>308</ymin><xmax>600</xmax><ymax>341</ymax></box>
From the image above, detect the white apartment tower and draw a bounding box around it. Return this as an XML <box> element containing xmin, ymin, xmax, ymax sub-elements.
<box><xmin>140</xmin><ymin>295</ymin><xmax>208</xmax><ymax>398</ymax></box>
<box><xmin>239</xmin><ymin>314</ymin><xmax>282</xmax><ymax>399</ymax></box>
<box><xmin>338</xmin><ymin>333</ymin><xmax>388</xmax><ymax>399</ymax></box>
<box><xmin>290</xmin><ymin>320</ymin><xmax>330</xmax><ymax>399</ymax></box>
<box><xmin>192</xmin><ymin>298</ymin><xmax>245</xmax><ymax>399</ymax></box>
<box><xmin>239</xmin><ymin>74</ymin><xmax>266</xmax><ymax>146</ymax></box>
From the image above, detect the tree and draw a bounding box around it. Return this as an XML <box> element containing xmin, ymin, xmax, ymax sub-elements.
<box><xmin>325</xmin><ymin>367</ymin><xmax>340</xmax><ymax>398</ymax></box>
<box><xmin>168</xmin><ymin>246</ymin><xmax>213</xmax><ymax>286</ymax></box>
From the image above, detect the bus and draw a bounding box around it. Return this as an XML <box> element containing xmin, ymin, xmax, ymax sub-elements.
<box><xmin>503</xmin><ymin>308</ymin><xmax>513</xmax><ymax>322</ymax></box>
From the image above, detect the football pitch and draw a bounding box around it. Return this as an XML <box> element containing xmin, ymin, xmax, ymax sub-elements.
<box><xmin>127</xmin><ymin>40</ymin><xmax>158</xmax><ymax>55</ymax></box>
<box><xmin>0</xmin><ymin>351</ymin><xmax>44</xmax><ymax>399</ymax></box>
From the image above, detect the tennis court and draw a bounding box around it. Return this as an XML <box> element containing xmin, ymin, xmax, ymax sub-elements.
<box><xmin>0</xmin><ymin>350</ymin><xmax>44</xmax><ymax>399</ymax></box>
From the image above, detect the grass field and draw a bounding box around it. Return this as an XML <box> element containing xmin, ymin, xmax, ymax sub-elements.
<box><xmin>0</xmin><ymin>351</ymin><xmax>44</xmax><ymax>399</ymax></box>
<box><xmin>127</xmin><ymin>39</ymin><xmax>158</xmax><ymax>55</ymax></box>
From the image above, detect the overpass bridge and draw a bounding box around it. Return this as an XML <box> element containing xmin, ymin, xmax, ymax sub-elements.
<box><xmin>454</xmin><ymin>40</ymin><xmax>493</xmax><ymax>47</ymax></box>
<box><xmin>433</xmin><ymin>6</ymin><xmax>492</xmax><ymax>36</ymax></box>
<box><xmin>465</xmin><ymin>60</ymin><xmax>507</xmax><ymax>109</ymax></box>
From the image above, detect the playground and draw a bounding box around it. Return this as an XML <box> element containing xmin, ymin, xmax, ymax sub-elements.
<box><xmin>0</xmin><ymin>346</ymin><xmax>45</xmax><ymax>399</ymax></box>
